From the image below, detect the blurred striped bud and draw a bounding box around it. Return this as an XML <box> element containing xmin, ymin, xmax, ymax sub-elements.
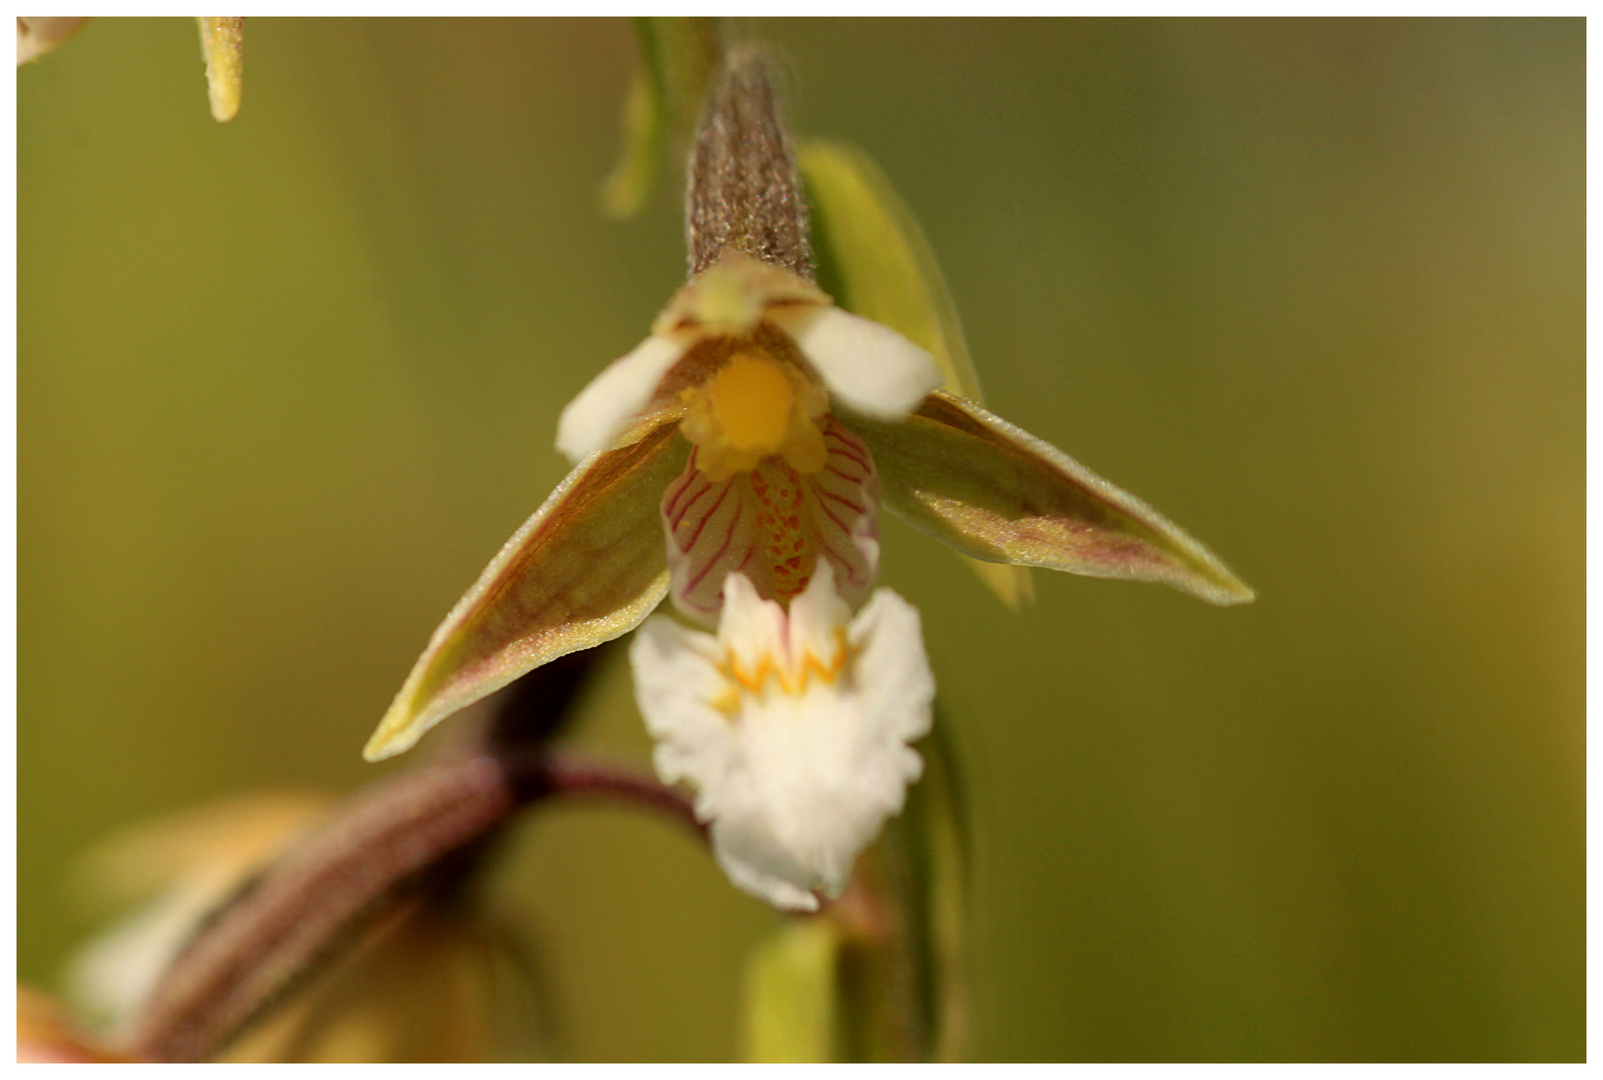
<box><xmin>62</xmin><ymin>790</ymin><xmax>550</xmax><ymax>1062</ymax></box>
<box><xmin>64</xmin><ymin>793</ymin><xmax>331</xmax><ymax>1034</ymax></box>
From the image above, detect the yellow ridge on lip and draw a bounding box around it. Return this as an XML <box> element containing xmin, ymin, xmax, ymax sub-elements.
<box><xmin>711</xmin><ymin>628</ymin><xmax>851</xmax><ymax>712</ymax></box>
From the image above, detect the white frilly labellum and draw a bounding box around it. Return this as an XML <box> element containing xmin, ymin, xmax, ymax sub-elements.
<box><xmin>629</xmin><ymin>562</ymin><xmax>935</xmax><ymax>911</ymax></box>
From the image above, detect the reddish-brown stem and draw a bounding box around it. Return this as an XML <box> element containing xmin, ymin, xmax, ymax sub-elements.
<box><xmin>505</xmin><ymin>751</ymin><xmax>707</xmax><ymax>837</ymax></box>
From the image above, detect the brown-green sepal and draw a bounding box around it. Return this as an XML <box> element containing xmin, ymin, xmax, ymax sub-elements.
<box><xmin>364</xmin><ymin>423</ymin><xmax>688</xmax><ymax>760</ymax></box>
<box><xmin>850</xmin><ymin>391</ymin><xmax>1255</xmax><ymax>606</ymax></box>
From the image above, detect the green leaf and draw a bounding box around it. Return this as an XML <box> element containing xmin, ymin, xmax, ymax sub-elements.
<box><xmin>599</xmin><ymin>67</ymin><xmax>662</xmax><ymax>219</ymax></box>
<box><xmin>850</xmin><ymin>391</ymin><xmax>1256</xmax><ymax>606</ymax></box>
<box><xmin>740</xmin><ymin>918</ymin><xmax>842</xmax><ymax>1063</ymax></box>
<box><xmin>883</xmin><ymin>711</ymin><xmax>972</xmax><ymax>1062</ymax></box>
<box><xmin>600</xmin><ymin>18</ymin><xmax>723</xmax><ymax>219</ymax></box>
<box><xmin>801</xmin><ymin>140</ymin><xmax>1031</xmax><ymax>609</ymax></box>
<box><xmin>364</xmin><ymin>423</ymin><xmax>688</xmax><ymax>761</ymax></box>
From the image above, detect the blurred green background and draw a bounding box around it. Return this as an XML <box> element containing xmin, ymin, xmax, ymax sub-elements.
<box><xmin>19</xmin><ymin>18</ymin><xmax>1582</xmax><ymax>1062</ymax></box>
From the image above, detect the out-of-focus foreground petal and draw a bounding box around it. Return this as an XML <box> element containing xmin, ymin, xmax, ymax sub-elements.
<box><xmin>196</xmin><ymin>18</ymin><xmax>242</xmax><ymax>122</ymax></box>
<box><xmin>61</xmin><ymin>791</ymin><xmax>550</xmax><ymax>1062</ymax></box>
<box><xmin>16</xmin><ymin>17</ymin><xmax>87</xmax><ymax>65</ymax></box>
<box><xmin>852</xmin><ymin>390</ymin><xmax>1256</xmax><ymax>606</ymax></box>
<box><xmin>365</xmin><ymin>422</ymin><xmax>688</xmax><ymax>761</ymax></box>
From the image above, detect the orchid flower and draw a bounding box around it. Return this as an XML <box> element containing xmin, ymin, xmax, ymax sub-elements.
<box><xmin>361</xmin><ymin>47</ymin><xmax>1251</xmax><ymax>910</ymax></box>
<box><xmin>362</xmin><ymin>61</ymin><xmax>1249</xmax><ymax>764</ymax></box>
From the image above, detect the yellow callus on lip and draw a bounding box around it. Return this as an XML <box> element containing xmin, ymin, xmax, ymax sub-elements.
<box><xmin>712</xmin><ymin>356</ymin><xmax>793</xmax><ymax>450</ymax></box>
<box><xmin>681</xmin><ymin>354</ymin><xmax>829</xmax><ymax>481</ymax></box>
<box><xmin>719</xmin><ymin>626</ymin><xmax>851</xmax><ymax>702</ymax></box>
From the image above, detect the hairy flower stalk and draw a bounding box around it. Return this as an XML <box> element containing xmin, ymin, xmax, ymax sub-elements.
<box><xmin>363</xmin><ymin>46</ymin><xmax>1253</xmax><ymax>914</ymax></box>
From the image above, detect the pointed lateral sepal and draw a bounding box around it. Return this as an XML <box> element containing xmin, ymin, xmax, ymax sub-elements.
<box><xmin>850</xmin><ymin>391</ymin><xmax>1256</xmax><ymax>606</ymax></box>
<box><xmin>364</xmin><ymin>423</ymin><xmax>688</xmax><ymax>761</ymax></box>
